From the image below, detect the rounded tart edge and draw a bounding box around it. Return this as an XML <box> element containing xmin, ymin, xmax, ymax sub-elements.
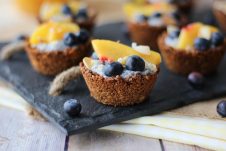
<box><xmin>25</xmin><ymin>40</ymin><xmax>92</xmax><ymax>76</ymax></box>
<box><xmin>80</xmin><ymin>62</ymin><xmax>159</xmax><ymax>107</ymax></box>
<box><xmin>158</xmin><ymin>32</ymin><xmax>226</xmax><ymax>75</ymax></box>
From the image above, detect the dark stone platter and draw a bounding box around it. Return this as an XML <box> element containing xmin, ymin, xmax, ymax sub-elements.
<box><xmin>0</xmin><ymin>22</ymin><xmax>226</xmax><ymax>135</ymax></box>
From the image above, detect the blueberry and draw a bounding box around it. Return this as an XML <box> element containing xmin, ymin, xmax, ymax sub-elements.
<box><xmin>63</xmin><ymin>33</ymin><xmax>79</xmax><ymax>47</ymax></box>
<box><xmin>62</xmin><ymin>4</ymin><xmax>72</xmax><ymax>15</ymax></box>
<box><xmin>188</xmin><ymin>72</ymin><xmax>204</xmax><ymax>89</ymax></box>
<box><xmin>203</xmin><ymin>15</ymin><xmax>216</xmax><ymax>26</ymax></box>
<box><xmin>75</xmin><ymin>8</ymin><xmax>88</xmax><ymax>20</ymax></box>
<box><xmin>152</xmin><ymin>12</ymin><xmax>162</xmax><ymax>18</ymax></box>
<box><xmin>64</xmin><ymin>99</ymin><xmax>81</xmax><ymax>117</ymax></box>
<box><xmin>103</xmin><ymin>62</ymin><xmax>124</xmax><ymax>77</ymax></box>
<box><xmin>171</xmin><ymin>11</ymin><xmax>181</xmax><ymax>21</ymax></box>
<box><xmin>135</xmin><ymin>14</ymin><xmax>148</xmax><ymax>23</ymax></box>
<box><xmin>210</xmin><ymin>32</ymin><xmax>224</xmax><ymax>47</ymax></box>
<box><xmin>91</xmin><ymin>52</ymin><xmax>99</xmax><ymax>60</ymax></box>
<box><xmin>194</xmin><ymin>38</ymin><xmax>210</xmax><ymax>51</ymax></box>
<box><xmin>217</xmin><ymin>100</ymin><xmax>226</xmax><ymax>117</ymax></box>
<box><xmin>75</xmin><ymin>29</ymin><xmax>90</xmax><ymax>44</ymax></box>
<box><xmin>126</xmin><ymin>55</ymin><xmax>145</xmax><ymax>72</ymax></box>
<box><xmin>168</xmin><ymin>30</ymin><xmax>180</xmax><ymax>39</ymax></box>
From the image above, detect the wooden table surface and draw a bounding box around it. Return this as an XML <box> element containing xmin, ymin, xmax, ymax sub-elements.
<box><xmin>0</xmin><ymin>0</ymin><xmax>212</xmax><ymax>150</ymax></box>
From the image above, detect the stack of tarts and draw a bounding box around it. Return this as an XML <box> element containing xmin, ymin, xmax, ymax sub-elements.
<box><xmin>80</xmin><ymin>40</ymin><xmax>161</xmax><ymax>106</ymax></box>
<box><xmin>38</xmin><ymin>0</ymin><xmax>96</xmax><ymax>32</ymax></box>
<box><xmin>124</xmin><ymin>2</ymin><xmax>187</xmax><ymax>50</ymax></box>
<box><xmin>26</xmin><ymin>21</ymin><xmax>91</xmax><ymax>76</ymax></box>
<box><xmin>158</xmin><ymin>22</ymin><xmax>226</xmax><ymax>75</ymax></box>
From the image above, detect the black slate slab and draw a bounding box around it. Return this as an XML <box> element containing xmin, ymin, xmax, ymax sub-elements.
<box><xmin>0</xmin><ymin>22</ymin><xmax>226</xmax><ymax>135</ymax></box>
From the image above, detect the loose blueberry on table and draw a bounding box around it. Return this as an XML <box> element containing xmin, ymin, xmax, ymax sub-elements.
<box><xmin>217</xmin><ymin>100</ymin><xmax>226</xmax><ymax>117</ymax></box>
<box><xmin>188</xmin><ymin>72</ymin><xmax>204</xmax><ymax>89</ymax></box>
<box><xmin>64</xmin><ymin>99</ymin><xmax>82</xmax><ymax>117</ymax></box>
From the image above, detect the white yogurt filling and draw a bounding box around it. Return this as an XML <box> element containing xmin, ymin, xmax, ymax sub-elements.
<box><xmin>90</xmin><ymin>59</ymin><xmax>157</xmax><ymax>79</ymax></box>
<box><xmin>165</xmin><ymin>36</ymin><xmax>178</xmax><ymax>48</ymax></box>
<box><xmin>32</xmin><ymin>40</ymin><xmax>75</xmax><ymax>52</ymax></box>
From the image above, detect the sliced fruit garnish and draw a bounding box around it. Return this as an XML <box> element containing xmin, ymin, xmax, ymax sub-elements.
<box><xmin>198</xmin><ymin>25</ymin><xmax>218</xmax><ymax>40</ymax></box>
<box><xmin>30</xmin><ymin>21</ymin><xmax>80</xmax><ymax>45</ymax></box>
<box><xmin>92</xmin><ymin>40</ymin><xmax>161</xmax><ymax>65</ymax></box>
<box><xmin>83</xmin><ymin>57</ymin><xmax>94</xmax><ymax>69</ymax></box>
<box><xmin>177</xmin><ymin>22</ymin><xmax>203</xmax><ymax>49</ymax></box>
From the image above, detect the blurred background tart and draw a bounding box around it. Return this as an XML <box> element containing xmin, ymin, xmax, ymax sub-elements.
<box><xmin>158</xmin><ymin>22</ymin><xmax>226</xmax><ymax>75</ymax></box>
<box><xmin>38</xmin><ymin>0</ymin><xmax>97</xmax><ymax>32</ymax></box>
<box><xmin>80</xmin><ymin>40</ymin><xmax>161</xmax><ymax>106</ymax></box>
<box><xmin>26</xmin><ymin>21</ymin><xmax>91</xmax><ymax>76</ymax></box>
<box><xmin>124</xmin><ymin>2</ymin><xmax>188</xmax><ymax>50</ymax></box>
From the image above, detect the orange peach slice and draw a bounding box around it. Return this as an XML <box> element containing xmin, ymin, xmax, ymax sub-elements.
<box><xmin>177</xmin><ymin>22</ymin><xmax>203</xmax><ymax>49</ymax></box>
<box><xmin>30</xmin><ymin>21</ymin><xmax>80</xmax><ymax>45</ymax></box>
<box><xmin>92</xmin><ymin>40</ymin><xmax>161</xmax><ymax>65</ymax></box>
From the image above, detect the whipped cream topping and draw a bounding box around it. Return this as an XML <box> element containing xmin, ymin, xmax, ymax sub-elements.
<box><xmin>32</xmin><ymin>40</ymin><xmax>75</xmax><ymax>52</ymax></box>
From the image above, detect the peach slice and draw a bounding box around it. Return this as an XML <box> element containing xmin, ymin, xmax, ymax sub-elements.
<box><xmin>83</xmin><ymin>57</ymin><xmax>94</xmax><ymax>69</ymax></box>
<box><xmin>177</xmin><ymin>22</ymin><xmax>203</xmax><ymax>49</ymax></box>
<box><xmin>198</xmin><ymin>25</ymin><xmax>218</xmax><ymax>40</ymax></box>
<box><xmin>92</xmin><ymin>40</ymin><xmax>161</xmax><ymax>65</ymax></box>
<box><xmin>30</xmin><ymin>21</ymin><xmax>80</xmax><ymax>45</ymax></box>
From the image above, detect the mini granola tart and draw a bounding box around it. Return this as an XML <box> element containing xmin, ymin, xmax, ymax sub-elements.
<box><xmin>158</xmin><ymin>22</ymin><xmax>226</xmax><ymax>75</ymax></box>
<box><xmin>38</xmin><ymin>1</ymin><xmax>97</xmax><ymax>32</ymax></box>
<box><xmin>26</xmin><ymin>21</ymin><xmax>91</xmax><ymax>76</ymax></box>
<box><xmin>80</xmin><ymin>40</ymin><xmax>161</xmax><ymax>106</ymax></box>
<box><xmin>124</xmin><ymin>2</ymin><xmax>187</xmax><ymax>50</ymax></box>
<box><xmin>213</xmin><ymin>0</ymin><xmax>226</xmax><ymax>33</ymax></box>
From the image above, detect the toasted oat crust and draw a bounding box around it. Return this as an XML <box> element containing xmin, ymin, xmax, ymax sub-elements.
<box><xmin>25</xmin><ymin>41</ymin><xmax>91</xmax><ymax>76</ymax></box>
<box><xmin>158</xmin><ymin>32</ymin><xmax>226</xmax><ymax>75</ymax></box>
<box><xmin>80</xmin><ymin>62</ymin><xmax>159</xmax><ymax>107</ymax></box>
<box><xmin>128</xmin><ymin>22</ymin><xmax>166</xmax><ymax>51</ymax></box>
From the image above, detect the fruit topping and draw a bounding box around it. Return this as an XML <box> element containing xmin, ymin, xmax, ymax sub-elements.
<box><xmin>61</xmin><ymin>4</ymin><xmax>72</xmax><ymax>15</ymax></box>
<box><xmin>92</xmin><ymin>40</ymin><xmax>161</xmax><ymax>65</ymax></box>
<box><xmin>75</xmin><ymin>8</ymin><xmax>88</xmax><ymax>20</ymax></box>
<box><xmin>64</xmin><ymin>99</ymin><xmax>82</xmax><ymax>117</ymax></box>
<box><xmin>210</xmin><ymin>32</ymin><xmax>224</xmax><ymax>47</ymax></box>
<box><xmin>126</xmin><ymin>55</ymin><xmax>145</xmax><ymax>72</ymax></box>
<box><xmin>177</xmin><ymin>23</ymin><xmax>202</xmax><ymax>49</ymax></box>
<box><xmin>76</xmin><ymin>29</ymin><xmax>90</xmax><ymax>44</ymax></box>
<box><xmin>188</xmin><ymin>72</ymin><xmax>204</xmax><ymax>88</ymax></box>
<box><xmin>64</xmin><ymin>32</ymin><xmax>79</xmax><ymax>46</ymax></box>
<box><xmin>30</xmin><ymin>22</ymin><xmax>80</xmax><ymax>45</ymax></box>
<box><xmin>194</xmin><ymin>38</ymin><xmax>210</xmax><ymax>51</ymax></box>
<box><xmin>83</xmin><ymin>57</ymin><xmax>94</xmax><ymax>69</ymax></box>
<box><xmin>103</xmin><ymin>62</ymin><xmax>124</xmax><ymax>77</ymax></box>
<box><xmin>171</xmin><ymin>11</ymin><xmax>181</xmax><ymax>21</ymax></box>
<box><xmin>168</xmin><ymin>30</ymin><xmax>180</xmax><ymax>39</ymax></box>
<box><xmin>198</xmin><ymin>25</ymin><xmax>218</xmax><ymax>40</ymax></box>
<box><xmin>152</xmin><ymin>12</ymin><xmax>162</xmax><ymax>18</ymax></box>
<box><xmin>217</xmin><ymin>100</ymin><xmax>226</xmax><ymax>117</ymax></box>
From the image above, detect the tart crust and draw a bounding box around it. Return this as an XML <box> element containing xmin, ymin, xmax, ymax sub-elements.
<box><xmin>80</xmin><ymin>62</ymin><xmax>159</xmax><ymax>107</ymax></box>
<box><xmin>25</xmin><ymin>41</ymin><xmax>91</xmax><ymax>76</ymax></box>
<box><xmin>158</xmin><ymin>32</ymin><xmax>226</xmax><ymax>75</ymax></box>
<box><xmin>128</xmin><ymin>22</ymin><xmax>166</xmax><ymax>51</ymax></box>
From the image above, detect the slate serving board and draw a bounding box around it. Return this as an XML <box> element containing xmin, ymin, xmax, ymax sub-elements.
<box><xmin>0</xmin><ymin>22</ymin><xmax>226</xmax><ymax>135</ymax></box>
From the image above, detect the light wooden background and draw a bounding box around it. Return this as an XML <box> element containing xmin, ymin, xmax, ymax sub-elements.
<box><xmin>0</xmin><ymin>0</ymin><xmax>213</xmax><ymax>150</ymax></box>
